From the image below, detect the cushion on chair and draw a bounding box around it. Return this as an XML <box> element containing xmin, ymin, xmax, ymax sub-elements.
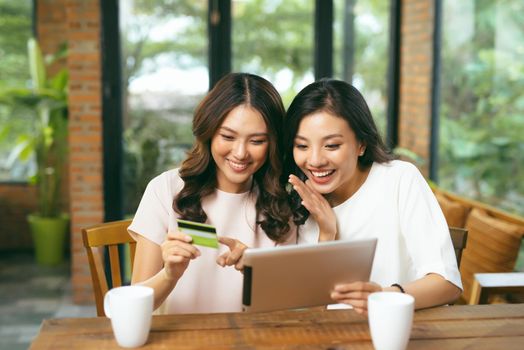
<box><xmin>435</xmin><ymin>192</ymin><xmax>471</xmax><ymax>228</ymax></box>
<box><xmin>460</xmin><ymin>208</ymin><xmax>524</xmax><ymax>302</ymax></box>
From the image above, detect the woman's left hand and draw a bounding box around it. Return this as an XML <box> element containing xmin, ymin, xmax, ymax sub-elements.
<box><xmin>216</xmin><ymin>236</ymin><xmax>248</xmax><ymax>271</ymax></box>
<box><xmin>330</xmin><ymin>281</ymin><xmax>383</xmax><ymax>315</ymax></box>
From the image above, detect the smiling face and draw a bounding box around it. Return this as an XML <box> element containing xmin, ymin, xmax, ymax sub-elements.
<box><xmin>293</xmin><ymin>111</ymin><xmax>368</xmax><ymax>205</ymax></box>
<box><xmin>211</xmin><ymin>105</ymin><xmax>269</xmax><ymax>193</ymax></box>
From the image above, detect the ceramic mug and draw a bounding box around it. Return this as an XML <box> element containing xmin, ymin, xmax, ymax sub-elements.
<box><xmin>104</xmin><ymin>285</ymin><xmax>154</xmax><ymax>348</ymax></box>
<box><xmin>368</xmin><ymin>291</ymin><xmax>415</xmax><ymax>350</ymax></box>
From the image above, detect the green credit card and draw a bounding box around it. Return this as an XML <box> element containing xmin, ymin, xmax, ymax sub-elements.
<box><xmin>176</xmin><ymin>219</ymin><xmax>219</xmax><ymax>249</ymax></box>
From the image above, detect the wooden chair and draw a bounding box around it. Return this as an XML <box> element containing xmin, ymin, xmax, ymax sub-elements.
<box><xmin>449</xmin><ymin>227</ymin><xmax>468</xmax><ymax>268</ymax></box>
<box><xmin>433</xmin><ymin>186</ymin><xmax>524</xmax><ymax>304</ymax></box>
<box><xmin>82</xmin><ymin>219</ymin><xmax>136</xmax><ymax>317</ymax></box>
<box><xmin>448</xmin><ymin>227</ymin><xmax>524</xmax><ymax>304</ymax></box>
<box><xmin>469</xmin><ymin>272</ymin><xmax>524</xmax><ymax>304</ymax></box>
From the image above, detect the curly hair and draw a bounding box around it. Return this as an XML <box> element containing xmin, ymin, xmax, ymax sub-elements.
<box><xmin>283</xmin><ymin>79</ymin><xmax>394</xmax><ymax>225</ymax></box>
<box><xmin>174</xmin><ymin>73</ymin><xmax>292</xmax><ymax>242</ymax></box>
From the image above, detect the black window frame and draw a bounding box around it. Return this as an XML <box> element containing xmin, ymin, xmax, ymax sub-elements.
<box><xmin>429</xmin><ymin>0</ymin><xmax>442</xmax><ymax>182</ymax></box>
<box><xmin>100</xmin><ymin>0</ymin><xmax>124</xmax><ymax>221</ymax></box>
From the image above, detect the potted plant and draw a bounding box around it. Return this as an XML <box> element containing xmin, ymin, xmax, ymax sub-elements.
<box><xmin>0</xmin><ymin>38</ymin><xmax>69</xmax><ymax>266</ymax></box>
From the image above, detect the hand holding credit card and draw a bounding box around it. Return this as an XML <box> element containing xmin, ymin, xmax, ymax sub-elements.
<box><xmin>176</xmin><ymin>219</ymin><xmax>219</xmax><ymax>248</ymax></box>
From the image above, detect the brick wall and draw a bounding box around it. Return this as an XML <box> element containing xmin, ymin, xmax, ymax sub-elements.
<box><xmin>0</xmin><ymin>184</ymin><xmax>37</xmax><ymax>250</ymax></box>
<box><xmin>398</xmin><ymin>0</ymin><xmax>435</xmax><ymax>176</ymax></box>
<box><xmin>37</xmin><ymin>0</ymin><xmax>68</xmax><ymax>76</ymax></box>
<box><xmin>64</xmin><ymin>0</ymin><xmax>104</xmax><ymax>304</ymax></box>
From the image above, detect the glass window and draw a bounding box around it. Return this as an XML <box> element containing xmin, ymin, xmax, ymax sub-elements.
<box><xmin>232</xmin><ymin>0</ymin><xmax>314</xmax><ymax>107</ymax></box>
<box><xmin>333</xmin><ymin>0</ymin><xmax>390</xmax><ymax>136</ymax></box>
<box><xmin>120</xmin><ymin>0</ymin><xmax>208</xmax><ymax>215</ymax></box>
<box><xmin>0</xmin><ymin>0</ymin><xmax>34</xmax><ymax>181</ymax></box>
<box><xmin>439</xmin><ymin>0</ymin><xmax>524</xmax><ymax>215</ymax></box>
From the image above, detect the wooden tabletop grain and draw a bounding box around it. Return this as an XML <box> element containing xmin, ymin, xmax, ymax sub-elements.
<box><xmin>29</xmin><ymin>303</ymin><xmax>524</xmax><ymax>349</ymax></box>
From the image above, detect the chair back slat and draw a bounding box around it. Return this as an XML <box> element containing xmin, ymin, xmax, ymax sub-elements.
<box><xmin>108</xmin><ymin>244</ymin><xmax>123</xmax><ymax>288</ymax></box>
<box><xmin>93</xmin><ymin>247</ymin><xmax>109</xmax><ymax>296</ymax></box>
<box><xmin>449</xmin><ymin>227</ymin><xmax>468</xmax><ymax>268</ymax></box>
<box><xmin>130</xmin><ymin>241</ymin><xmax>137</xmax><ymax>272</ymax></box>
<box><xmin>82</xmin><ymin>219</ymin><xmax>135</xmax><ymax>317</ymax></box>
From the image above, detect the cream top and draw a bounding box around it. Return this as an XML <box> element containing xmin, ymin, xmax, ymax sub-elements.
<box><xmin>298</xmin><ymin>160</ymin><xmax>463</xmax><ymax>291</ymax></box>
<box><xmin>129</xmin><ymin>168</ymin><xmax>296</xmax><ymax>313</ymax></box>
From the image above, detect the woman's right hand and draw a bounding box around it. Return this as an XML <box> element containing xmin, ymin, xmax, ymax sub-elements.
<box><xmin>330</xmin><ymin>281</ymin><xmax>383</xmax><ymax>315</ymax></box>
<box><xmin>160</xmin><ymin>231</ymin><xmax>201</xmax><ymax>280</ymax></box>
<box><xmin>288</xmin><ymin>174</ymin><xmax>338</xmax><ymax>241</ymax></box>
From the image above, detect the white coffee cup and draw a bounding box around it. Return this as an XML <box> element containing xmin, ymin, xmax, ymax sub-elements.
<box><xmin>104</xmin><ymin>285</ymin><xmax>154</xmax><ymax>348</ymax></box>
<box><xmin>368</xmin><ymin>291</ymin><xmax>415</xmax><ymax>350</ymax></box>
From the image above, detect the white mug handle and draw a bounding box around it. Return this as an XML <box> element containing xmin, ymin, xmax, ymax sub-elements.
<box><xmin>103</xmin><ymin>291</ymin><xmax>112</xmax><ymax>318</ymax></box>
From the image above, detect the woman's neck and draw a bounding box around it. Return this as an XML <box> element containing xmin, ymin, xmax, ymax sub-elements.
<box><xmin>216</xmin><ymin>178</ymin><xmax>253</xmax><ymax>193</ymax></box>
<box><xmin>326</xmin><ymin>165</ymin><xmax>371</xmax><ymax>207</ymax></box>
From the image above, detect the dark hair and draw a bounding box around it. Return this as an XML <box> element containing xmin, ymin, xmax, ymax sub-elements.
<box><xmin>283</xmin><ymin>79</ymin><xmax>394</xmax><ymax>225</ymax></box>
<box><xmin>174</xmin><ymin>73</ymin><xmax>291</xmax><ymax>242</ymax></box>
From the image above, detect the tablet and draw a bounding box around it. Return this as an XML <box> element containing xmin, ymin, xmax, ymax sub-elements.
<box><xmin>242</xmin><ymin>238</ymin><xmax>377</xmax><ymax>312</ymax></box>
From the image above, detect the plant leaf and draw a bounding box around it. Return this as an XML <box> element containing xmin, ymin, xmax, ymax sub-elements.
<box><xmin>27</xmin><ymin>38</ymin><xmax>47</xmax><ymax>90</ymax></box>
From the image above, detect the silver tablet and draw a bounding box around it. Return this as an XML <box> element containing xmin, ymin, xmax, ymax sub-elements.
<box><xmin>242</xmin><ymin>238</ymin><xmax>377</xmax><ymax>312</ymax></box>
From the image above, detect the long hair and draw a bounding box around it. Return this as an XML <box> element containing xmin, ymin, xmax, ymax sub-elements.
<box><xmin>174</xmin><ymin>73</ymin><xmax>291</xmax><ymax>242</ymax></box>
<box><xmin>283</xmin><ymin>79</ymin><xmax>394</xmax><ymax>225</ymax></box>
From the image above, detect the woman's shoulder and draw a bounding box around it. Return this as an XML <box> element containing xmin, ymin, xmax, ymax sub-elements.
<box><xmin>373</xmin><ymin>160</ymin><xmax>433</xmax><ymax>202</ymax></box>
<box><xmin>366</xmin><ymin>160</ymin><xmax>425</xmax><ymax>192</ymax></box>
<box><xmin>375</xmin><ymin>159</ymin><xmax>417</xmax><ymax>172</ymax></box>
<box><xmin>373</xmin><ymin>160</ymin><xmax>421</xmax><ymax>179</ymax></box>
<box><xmin>146</xmin><ymin>168</ymin><xmax>184</xmax><ymax>195</ymax></box>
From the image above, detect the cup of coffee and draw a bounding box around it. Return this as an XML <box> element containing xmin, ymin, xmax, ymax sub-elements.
<box><xmin>368</xmin><ymin>291</ymin><xmax>414</xmax><ymax>350</ymax></box>
<box><xmin>104</xmin><ymin>285</ymin><xmax>154</xmax><ymax>348</ymax></box>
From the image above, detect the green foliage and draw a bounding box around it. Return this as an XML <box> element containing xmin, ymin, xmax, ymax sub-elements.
<box><xmin>393</xmin><ymin>147</ymin><xmax>425</xmax><ymax>167</ymax></box>
<box><xmin>0</xmin><ymin>38</ymin><xmax>68</xmax><ymax>218</ymax></box>
<box><xmin>119</xmin><ymin>0</ymin><xmax>208</xmax><ymax>212</ymax></box>
<box><xmin>439</xmin><ymin>1</ymin><xmax>524</xmax><ymax>215</ymax></box>
<box><xmin>121</xmin><ymin>0</ymin><xmax>207</xmax><ymax>84</ymax></box>
<box><xmin>333</xmin><ymin>0</ymin><xmax>390</xmax><ymax>129</ymax></box>
<box><xmin>0</xmin><ymin>0</ymin><xmax>34</xmax><ymax>179</ymax></box>
<box><xmin>232</xmin><ymin>0</ymin><xmax>313</xmax><ymax>97</ymax></box>
<box><xmin>123</xmin><ymin>106</ymin><xmax>194</xmax><ymax>214</ymax></box>
<box><xmin>0</xmin><ymin>0</ymin><xmax>32</xmax><ymax>87</ymax></box>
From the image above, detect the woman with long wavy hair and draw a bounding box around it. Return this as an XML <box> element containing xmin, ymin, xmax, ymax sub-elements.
<box><xmin>129</xmin><ymin>73</ymin><xmax>295</xmax><ymax>314</ymax></box>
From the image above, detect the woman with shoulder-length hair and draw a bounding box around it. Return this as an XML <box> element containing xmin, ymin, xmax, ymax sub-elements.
<box><xmin>284</xmin><ymin>79</ymin><xmax>462</xmax><ymax>315</ymax></box>
<box><xmin>129</xmin><ymin>73</ymin><xmax>295</xmax><ymax>314</ymax></box>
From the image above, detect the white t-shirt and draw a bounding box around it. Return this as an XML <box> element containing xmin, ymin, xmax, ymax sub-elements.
<box><xmin>298</xmin><ymin>160</ymin><xmax>463</xmax><ymax>291</ymax></box>
<box><xmin>128</xmin><ymin>168</ymin><xmax>296</xmax><ymax>314</ymax></box>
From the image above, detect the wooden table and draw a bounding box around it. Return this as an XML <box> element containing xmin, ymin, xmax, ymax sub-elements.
<box><xmin>30</xmin><ymin>304</ymin><xmax>524</xmax><ymax>349</ymax></box>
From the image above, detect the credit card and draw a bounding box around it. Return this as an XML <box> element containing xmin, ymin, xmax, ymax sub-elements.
<box><xmin>176</xmin><ymin>219</ymin><xmax>219</xmax><ymax>249</ymax></box>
